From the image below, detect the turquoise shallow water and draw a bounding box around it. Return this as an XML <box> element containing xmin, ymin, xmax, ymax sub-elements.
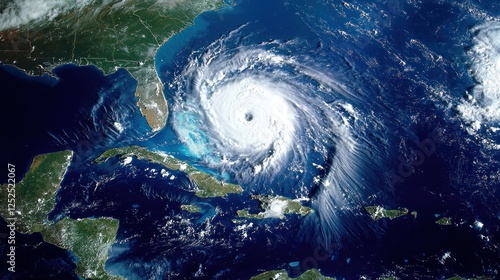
<box><xmin>1</xmin><ymin>0</ymin><xmax>500</xmax><ymax>278</ymax></box>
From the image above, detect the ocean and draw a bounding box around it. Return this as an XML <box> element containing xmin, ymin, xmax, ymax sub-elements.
<box><xmin>1</xmin><ymin>0</ymin><xmax>500</xmax><ymax>278</ymax></box>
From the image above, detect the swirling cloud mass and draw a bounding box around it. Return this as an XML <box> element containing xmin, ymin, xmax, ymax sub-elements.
<box><xmin>167</xmin><ymin>28</ymin><xmax>384</xmax><ymax>243</ymax></box>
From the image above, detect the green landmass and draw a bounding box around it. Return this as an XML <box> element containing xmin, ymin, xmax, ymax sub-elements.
<box><xmin>236</xmin><ymin>195</ymin><xmax>313</xmax><ymax>220</ymax></box>
<box><xmin>181</xmin><ymin>204</ymin><xmax>202</xmax><ymax>213</ymax></box>
<box><xmin>250</xmin><ymin>269</ymin><xmax>335</xmax><ymax>280</ymax></box>
<box><xmin>31</xmin><ymin>217</ymin><xmax>120</xmax><ymax>280</ymax></box>
<box><xmin>436</xmin><ymin>217</ymin><xmax>452</xmax><ymax>226</ymax></box>
<box><xmin>0</xmin><ymin>0</ymin><xmax>225</xmax><ymax>131</ymax></box>
<box><xmin>95</xmin><ymin>145</ymin><xmax>243</xmax><ymax>197</ymax></box>
<box><xmin>0</xmin><ymin>151</ymin><xmax>73</xmax><ymax>232</ymax></box>
<box><xmin>446</xmin><ymin>276</ymin><xmax>494</xmax><ymax>280</ymax></box>
<box><xmin>0</xmin><ymin>151</ymin><xmax>121</xmax><ymax>280</ymax></box>
<box><xmin>410</xmin><ymin>211</ymin><xmax>417</xmax><ymax>219</ymax></box>
<box><xmin>364</xmin><ymin>206</ymin><xmax>409</xmax><ymax>220</ymax></box>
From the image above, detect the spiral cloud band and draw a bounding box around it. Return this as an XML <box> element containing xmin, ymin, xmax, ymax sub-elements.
<box><xmin>167</xmin><ymin>27</ymin><xmax>381</xmax><ymax>243</ymax></box>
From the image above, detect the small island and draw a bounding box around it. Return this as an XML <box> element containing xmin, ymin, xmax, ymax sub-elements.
<box><xmin>95</xmin><ymin>145</ymin><xmax>243</xmax><ymax>197</ymax></box>
<box><xmin>236</xmin><ymin>195</ymin><xmax>314</xmax><ymax>220</ymax></box>
<box><xmin>250</xmin><ymin>268</ymin><xmax>335</xmax><ymax>280</ymax></box>
<box><xmin>436</xmin><ymin>217</ymin><xmax>452</xmax><ymax>226</ymax></box>
<box><xmin>181</xmin><ymin>204</ymin><xmax>202</xmax><ymax>213</ymax></box>
<box><xmin>364</xmin><ymin>206</ymin><xmax>409</xmax><ymax>220</ymax></box>
<box><xmin>446</xmin><ymin>276</ymin><xmax>494</xmax><ymax>280</ymax></box>
<box><xmin>0</xmin><ymin>151</ymin><xmax>122</xmax><ymax>280</ymax></box>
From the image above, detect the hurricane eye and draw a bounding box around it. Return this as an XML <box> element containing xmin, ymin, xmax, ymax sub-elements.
<box><xmin>244</xmin><ymin>112</ymin><xmax>254</xmax><ymax>121</ymax></box>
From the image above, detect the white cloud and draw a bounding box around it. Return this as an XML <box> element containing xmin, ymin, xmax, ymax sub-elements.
<box><xmin>457</xmin><ymin>21</ymin><xmax>500</xmax><ymax>132</ymax></box>
<box><xmin>0</xmin><ymin>0</ymin><xmax>91</xmax><ymax>30</ymax></box>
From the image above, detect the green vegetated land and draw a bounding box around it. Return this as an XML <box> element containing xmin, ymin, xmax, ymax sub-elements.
<box><xmin>446</xmin><ymin>276</ymin><xmax>494</xmax><ymax>280</ymax></box>
<box><xmin>250</xmin><ymin>268</ymin><xmax>335</xmax><ymax>280</ymax></box>
<box><xmin>364</xmin><ymin>206</ymin><xmax>409</xmax><ymax>220</ymax></box>
<box><xmin>236</xmin><ymin>195</ymin><xmax>314</xmax><ymax>220</ymax></box>
<box><xmin>0</xmin><ymin>0</ymin><xmax>225</xmax><ymax>131</ymax></box>
<box><xmin>95</xmin><ymin>145</ymin><xmax>243</xmax><ymax>197</ymax></box>
<box><xmin>181</xmin><ymin>204</ymin><xmax>202</xmax><ymax>213</ymax></box>
<box><xmin>251</xmin><ymin>269</ymin><xmax>492</xmax><ymax>280</ymax></box>
<box><xmin>436</xmin><ymin>217</ymin><xmax>452</xmax><ymax>225</ymax></box>
<box><xmin>0</xmin><ymin>151</ymin><xmax>122</xmax><ymax>280</ymax></box>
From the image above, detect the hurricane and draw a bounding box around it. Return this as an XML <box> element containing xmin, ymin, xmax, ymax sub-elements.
<box><xmin>161</xmin><ymin>22</ymin><xmax>388</xmax><ymax>244</ymax></box>
<box><xmin>6</xmin><ymin>0</ymin><xmax>500</xmax><ymax>278</ymax></box>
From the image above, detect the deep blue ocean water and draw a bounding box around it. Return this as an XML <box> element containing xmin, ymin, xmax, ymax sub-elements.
<box><xmin>1</xmin><ymin>0</ymin><xmax>500</xmax><ymax>279</ymax></box>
